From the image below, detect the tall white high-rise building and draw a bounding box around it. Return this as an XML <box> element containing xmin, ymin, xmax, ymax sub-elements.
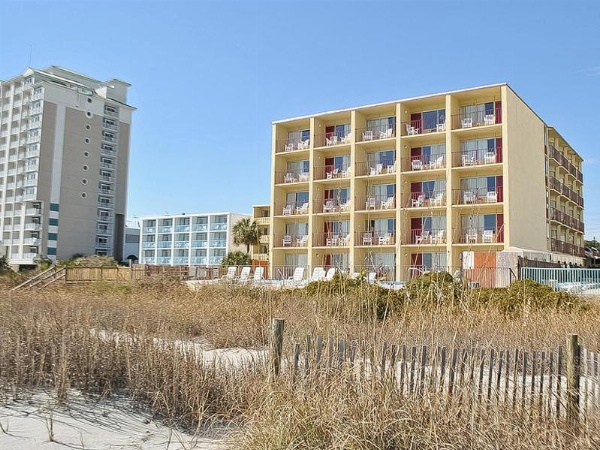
<box><xmin>0</xmin><ymin>66</ymin><xmax>135</xmax><ymax>268</ymax></box>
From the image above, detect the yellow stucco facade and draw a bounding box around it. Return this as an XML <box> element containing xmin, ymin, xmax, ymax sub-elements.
<box><xmin>267</xmin><ymin>84</ymin><xmax>584</xmax><ymax>281</ymax></box>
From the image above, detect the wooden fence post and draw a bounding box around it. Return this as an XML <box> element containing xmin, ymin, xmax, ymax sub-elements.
<box><xmin>269</xmin><ymin>318</ymin><xmax>285</xmax><ymax>382</ymax></box>
<box><xmin>566</xmin><ymin>334</ymin><xmax>580</xmax><ymax>425</ymax></box>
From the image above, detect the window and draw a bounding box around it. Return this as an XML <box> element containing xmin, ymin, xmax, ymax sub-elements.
<box><xmin>287</xmin><ymin>129</ymin><xmax>310</xmax><ymax>146</ymax></box>
<box><xmin>460</xmin><ymin>138</ymin><xmax>502</xmax><ymax>162</ymax></box>
<box><xmin>50</xmin><ymin>203</ymin><xmax>59</xmax><ymax>212</ymax></box>
<box><xmin>49</xmin><ymin>218</ymin><xmax>59</xmax><ymax>226</ymax></box>
<box><xmin>286</xmin><ymin>159</ymin><xmax>309</xmax><ymax>175</ymax></box>
<box><xmin>368</xmin><ymin>183</ymin><xmax>395</xmax><ymax>201</ymax></box>
<box><xmin>285</xmin><ymin>222</ymin><xmax>309</xmax><ymax>236</ymax></box>
<box><xmin>48</xmin><ymin>232</ymin><xmax>57</xmax><ymax>240</ymax></box>
<box><xmin>367</xmin><ymin>150</ymin><xmax>396</xmax><ymax>167</ymax></box>
<box><xmin>366</xmin><ymin>218</ymin><xmax>395</xmax><ymax>235</ymax></box>
<box><xmin>366</xmin><ymin>116</ymin><xmax>396</xmax><ymax>136</ymax></box>
<box><xmin>325</xmin><ymin>123</ymin><xmax>351</xmax><ymax>140</ymax></box>
<box><xmin>47</xmin><ymin>247</ymin><xmax>56</xmax><ymax>256</ymax></box>
<box><xmin>286</xmin><ymin>191</ymin><xmax>309</xmax><ymax>207</ymax></box>
<box><xmin>126</xmin><ymin>234</ymin><xmax>140</xmax><ymax>244</ymax></box>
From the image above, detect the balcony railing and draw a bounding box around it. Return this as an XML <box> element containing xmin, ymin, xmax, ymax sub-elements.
<box><xmin>157</xmin><ymin>257</ymin><xmax>171</xmax><ymax>264</ymax></box>
<box><xmin>25</xmin><ymin>208</ymin><xmax>42</xmax><ymax>216</ymax></box>
<box><xmin>314</xmin><ymin>198</ymin><xmax>351</xmax><ymax>214</ymax></box>
<box><xmin>404</xmin><ymin>229</ymin><xmax>446</xmax><ymax>245</ymax></box>
<box><xmin>401</xmin><ymin>155</ymin><xmax>445</xmax><ymax>172</ymax></box>
<box><xmin>276</xmin><ymin>137</ymin><xmax>310</xmax><ymax>153</ymax></box>
<box><xmin>96</xmin><ymin>226</ymin><xmax>112</xmax><ymax>235</ymax></box>
<box><xmin>142</xmin><ymin>257</ymin><xmax>156</xmax><ymax>264</ymax></box>
<box><xmin>157</xmin><ymin>241</ymin><xmax>172</xmax><ymax>248</ymax></box>
<box><xmin>355</xmin><ymin>195</ymin><xmax>396</xmax><ymax>211</ymax></box>
<box><xmin>453</xmin><ymin>147</ymin><xmax>503</xmax><ymax>167</ymax></box>
<box><xmin>402</xmin><ymin>191</ymin><xmax>446</xmax><ymax>208</ymax></box>
<box><xmin>22</xmin><ymin>238</ymin><xmax>40</xmax><ymax>245</ymax></box>
<box><xmin>173</xmin><ymin>257</ymin><xmax>189</xmax><ymax>264</ymax></box>
<box><xmin>174</xmin><ymin>241</ymin><xmax>189</xmax><ymax>248</ymax></box>
<box><xmin>259</xmin><ymin>234</ymin><xmax>270</xmax><ymax>244</ymax></box>
<box><xmin>452</xmin><ymin>108</ymin><xmax>502</xmax><ymax>129</ymax></box>
<box><xmin>455</xmin><ymin>227</ymin><xmax>504</xmax><ymax>244</ymax></box>
<box><xmin>548</xmin><ymin>176</ymin><xmax>583</xmax><ymax>207</ymax></box>
<box><xmin>102</xmin><ymin>134</ymin><xmax>117</xmax><ymax>143</ymax></box>
<box><xmin>314</xmin><ymin>132</ymin><xmax>352</xmax><ymax>148</ymax></box>
<box><xmin>355</xmin><ymin>161</ymin><xmax>396</xmax><ymax>177</ymax></box>
<box><xmin>275</xmin><ymin>170</ymin><xmax>310</xmax><ymax>184</ymax></box>
<box><xmin>356</xmin><ymin>126</ymin><xmax>396</xmax><ymax>142</ymax></box>
<box><xmin>102</xmin><ymin>122</ymin><xmax>119</xmax><ymax>131</ymax></box>
<box><xmin>401</xmin><ymin>120</ymin><xmax>446</xmax><ymax>136</ymax></box>
<box><xmin>548</xmin><ymin>145</ymin><xmax>583</xmax><ymax>183</ymax></box>
<box><xmin>312</xmin><ymin>165</ymin><xmax>353</xmax><ymax>181</ymax></box>
<box><xmin>453</xmin><ymin>188</ymin><xmax>502</xmax><ymax>205</ymax></box>
<box><xmin>175</xmin><ymin>225</ymin><xmax>190</xmax><ymax>232</ymax></box>
<box><xmin>95</xmin><ymin>242</ymin><xmax>111</xmax><ymax>249</ymax></box>
<box><xmin>313</xmin><ymin>232</ymin><xmax>352</xmax><ymax>247</ymax></box>
<box><xmin>142</xmin><ymin>226</ymin><xmax>156</xmax><ymax>233</ymax></box>
<box><xmin>24</xmin><ymin>223</ymin><xmax>42</xmax><ymax>231</ymax></box>
<box><xmin>192</xmin><ymin>224</ymin><xmax>208</xmax><ymax>231</ymax></box>
<box><xmin>142</xmin><ymin>242</ymin><xmax>155</xmax><ymax>248</ymax></box>
<box><xmin>276</xmin><ymin>201</ymin><xmax>310</xmax><ymax>216</ymax></box>
<box><xmin>548</xmin><ymin>207</ymin><xmax>584</xmax><ymax>233</ymax></box>
<box><xmin>191</xmin><ymin>240</ymin><xmax>208</xmax><ymax>247</ymax></box>
<box><xmin>190</xmin><ymin>257</ymin><xmax>208</xmax><ymax>264</ymax></box>
<box><xmin>355</xmin><ymin>231</ymin><xmax>395</xmax><ymax>246</ymax></box>
<box><xmin>550</xmin><ymin>238</ymin><xmax>585</xmax><ymax>257</ymax></box>
<box><xmin>255</xmin><ymin>216</ymin><xmax>270</xmax><ymax>226</ymax></box>
<box><xmin>104</xmin><ymin>107</ymin><xmax>119</xmax><ymax>118</ymax></box>
<box><xmin>276</xmin><ymin>234</ymin><xmax>310</xmax><ymax>248</ymax></box>
<box><xmin>158</xmin><ymin>226</ymin><xmax>173</xmax><ymax>233</ymax></box>
<box><xmin>210</xmin><ymin>223</ymin><xmax>228</xmax><ymax>231</ymax></box>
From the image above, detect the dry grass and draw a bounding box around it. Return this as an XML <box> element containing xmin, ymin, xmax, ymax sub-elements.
<box><xmin>1</xmin><ymin>275</ymin><xmax>600</xmax><ymax>448</ymax></box>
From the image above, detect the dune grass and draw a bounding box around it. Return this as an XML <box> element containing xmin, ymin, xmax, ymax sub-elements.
<box><xmin>1</xmin><ymin>275</ymin><xmax>599</xmax><ymax>448</ymax></box>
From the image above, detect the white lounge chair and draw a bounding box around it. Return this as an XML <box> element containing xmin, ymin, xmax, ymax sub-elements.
<box><xmin>430</xmin><ymin>192</ymin><xmax>444</xmax><ymax>206</ymax></box>
<box><xmin>296</xmin><ymin>202</ymin><xmax>309</xmax><ymax>214</ymax></box>
<box><xmin>482</xmin><ymin>229</ymin><xmax>494</xmax><ymax>243</ymax></box>
<box><xmin>288</xmin><ymin>267</ymin><xmax>305</xmax><ymax>287</ymax></box>
<box><xmin>324</xmin><ymin>267</ymin><xmax>336</xmax><ymax>281</ymax></box>
<box><xmin>362</xmin><ymin>130</ymin><xmax>373</xmax><ymax>141</ymax></box>
<box><xmin>282</xmin><ymin>204</ymin><xmax>293</xmax><ymax>216</ymax></box>
<box><xmin>341</xmin><ymin>132</ymin><xmax>352</xmax><ymax>144</ymax></box>
<box><xmin>461</xmin><ymin>117</ymin><xmax>473</xmax><ymax>128</ymax></box>
<box><xmin>365</xmin><ymin>197</ymin><xmax>376</xmax><ymax>210</ymax></box>
<box><xmin>282</xmin><ymin>235</ymin><xmax>292</xmax><ymax>246</ymax></box>
<box><xmin>405</xmin><ymin>123</ymin><xmax>419</xmax><ymax>135</ymax></box>
<box><xmin>238</xmin><ymin>266</ymin><xmax>251</xmax><ymax>283</ymax></box>
<box><xmin>486</xmin><ymin>191</ymin><xmax>498</xmax><ymax>203</ymax></box>
<box><xmin>412</xmin><ymin>194</ymin><xmax>425</xmax><ymax>208</ymax></box>
<box><xmin>309</xmin><ymin>267</ymin><xmax>326</xmax><ymax>282</ymax></box>
<box><xmin>222</xmin><ymin>266</ymin><xmax>237</xmax><ymax>281</ymax></box>
<box><xmin>296</xmin><ymin>235</ymin><xmax>308</xmax><ymax>247</ymax></box>
<box><xmin>253</xmin><ymin>266</ymin><xmax>265</xmax><ymax>284</ymax></box>
<box><xmin>484</xmin><ymin>114</ymin><xmax>496</xmax><ymax>125</ymax></box>
<box><xmin>415</xmin><ymin>230</ymin><xmax>430</xmax><ymax>244</ymax></box>
<box><xmin>411</xmin><ymin>159</ymin><xmax>423</xmax><ymax>171</ymax></box>
<box><xmin>466</xmin><ymin>229</ymin><xmax>478</xmax><ymax>243</ymax></box>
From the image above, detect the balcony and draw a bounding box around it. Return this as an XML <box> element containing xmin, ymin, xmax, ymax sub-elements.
<box><xmin>101</xmin><ymin>146</ymin><xmax>116</xmax><ymax>156</ymax></box>
<box><xmin>404</xmin><ymin>229</ymin><xmax>446</xmax><ymax>245</ymax></box>
<box><xmin>98</xmin><ymin>201</ymin><xmax>113</xmax><ymax>209</ymax></box>
<box><xmin>209</xmin><ymin>257</ymin><xmax>224</xmax><ymax>265</ymax></box>
<box><xmin>401</xmin><ymin>155</ymin><xmax>445</xmax><ymax>172</ymax></box>
<box><xmin>175</xmin><ymin>225</ymin><xmax>190</xmax><ymax>232</ymax></box>
<box><xmin>173</xmin><ymin>257</ymin><xmax>189</xmax><ymax>264</ymax></box>
<box><xmin>210</xmin><ymin>223</ymin><xmax>228</xmax><ymax>231</ymax></box>
<box><xmin>26</xmin><ymin>148</ymin><xmax>40</xmax><ymax>158</ymax></box>
<box><xmin>157</xmin><ymin>241</ymin><xmax>172</xmax><ymax>248</ymax></box>
<box><xmin>548</xmin><ymin>207</ymin><xmax>584</xmax><ymax>233</ymax></box>
<box><xmin>100</xmin><ymin>175</ymin><xmax>114</xmax><ymax>182</ymax></box>
<box><xmin>95</xmin><ymin>242</ymin><xmax>111</xmax><ymax>249</ymax></box>
<box><xmin>102</xmin><ymin>121</ymin><xmax>119</xmax><ymax>131</ymax></box>
<box><xmin>355</xmin><ymin>231</ymin><xmax>395</xmax><ymax>246</ymax></box>
<box><xmin>259</xmin><ymin>234</ymin><xmax>270</xmax><ymax>244</ymax></box>
<box><xmin>356</xmin><ymin>195</ymin><xmax>396</xmax><ymax>211</ymax></box>
<box><xmin>25</xmin><ymin>208</ymin><xmax>42</xmax><ymax>216</ymax></box>
<box><xmin>102</xmin><ymin>134</ymin><xmax>117</xmax><ymax>143</ymax></box>
<box><xmin>313</xmin><ymin>198</ymin><xmax>351</xmax><ymax>214</ymax></box>
<box><xmin>275</xmin><ymin>170</ymin><xmax>310</xmax><ymax>184</ymax></box>
<box><xmin>401</xmin><ymin>120</ymin><xmax>446</xmax><ymax>136</ymax></box>
<box><xmin>191</xmin><ymin>240</ymin><xmax>208</xmax><ymax>248</ymax></box>
<box><xmin>356</xmin><ymin>126</ymin><xmax>396</xmax><ymax>143</ymax></box>
<box><xmin>452</xmin><ymin>108</ymin><xmax>502</xmax><ymax>130</ymax></box>
<box><xmin>276</xmin><ymin>234</ymin><xmax>309</xmax><ymax>248</ymax></box>
<box><xmin>355</xmin><ymin>161</ymin><xmax>396</xmax><ymax>177</ymax></box>
<box><xmin>456</xmin><ymin>227</ymin><xmax>504</xmax><ymax>244</ymax></box>
<box><xmin>96</xmin><ymin>226</ymin><xmax>112</xmax><ymax>235</ymax></box>
<box><xmin>142</xmin><ymin>226</ymin><xmax>156</xmax><ymax>233</ymax></box>
<box><xmin>143</xmin><ymin>257</ymin><xmax>156</xmax><ymax>264</ymax></box>
<box><xmin>21</xmin><ymin>252</ymin><xmax>39</xmax><ymax>260</ymax></box>
<box><xmin>24</xmin><ymin>223</ymin><xmax>42</xmax><ymax>231</ymax></box>
<box><xmin>453</xmin><ymin>148</ymin><xmax>502</xmax><ymax>167</ymax></box>
<box><xmin>548</xmin><ymin>176</ymin><xmax>583</xmax><ymax>207</ymax></box>
<box><xmin>190</xmin><ymin>257</ymin><xmax>208</xmax><ymax>265</ymax></box>
<box><xmin>192</xmin><ymin>224</ymin><xmax>208</xmax><ymax>231</ymax></box>
<box><xmin>174</xmin><ymin>241</ymin><xmax>189</xmax><ymax>248</ymax></box>
<box><xmin>550</xmin><ymin>238</ymin><xmax>585</xmax><ymax>257</ymax></box>
<box><xmin>255</xmin><ymin>216</ymin><xmax>270</xmax><ymax>226</ymax></box>
<box><xmin>453</xmin><ymin>188</ymin><xmax>501</xmax><ymax>205</ymax></box>
<box><xmin>22</xmin><ymin>238</ymin><xmax>40</xmax><ymax>245</ymax></box>
<box><xmin>100</xmin><ymin>162</ymin><xmax>114</xmax><ymax>169</ymax></box>
<box><xmin>314</xmin><ymin>132</ymin><xmax>352</xmax><ymax>148</ymax></box>
<box><xmin>402</xmin><ymin>191</ymin><xmax>446</xmax><ymax>208</ymax></box>
<box><xmin>157</xmin><ymin>257</ymin><xmax>171</xmax><ymax>264</ymax></box>
<box><xmin>549</xmin><ymin>145</ymin><xmax>583</xmax><ymax>182</ymax></box>
<box><xmin>104</xmin><ymin>106</ymin><xmax>119</xmax><ymax>117</ymax></box>
<box><xmin>253</xmin><ymin>253</ymin><xmax>268</xmax><ymax>262</ymax></box>
<box><xmin>312</xmin><ymin>232</ymin><xmax>351</xmax><ymax>247</ymax></box>
<box><xmin>212</xmin><ymin>240</ymin><xmax>227</xmax><ymax>248</ymax></box>
<box><xmin>158</xmin><ymin>226</ymin><xmax>173</xmax><ymax>233</ymax></box>
<box><xmin>276</xmin><ymin>137</ymin><xmax>310</xmax><ymax>154</ymax></box>
<box><xmin>142</xmin><ymin>242</ymin><xmax>155</xmax><ymax>248</ymax></box>
<box><xmin>27</xmin><ymin>135</ymin><xmax>40</xmax><ymax>144</ymax></box>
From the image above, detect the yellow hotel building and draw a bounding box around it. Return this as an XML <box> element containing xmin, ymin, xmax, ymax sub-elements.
<box><xmin>269</xmin><ymin>83</ymin><xmax>584</xmax><ymax>282</ymax></box>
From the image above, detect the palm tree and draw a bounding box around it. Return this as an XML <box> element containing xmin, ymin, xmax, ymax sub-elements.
<box><xmin>232</xmin><ymin>218</ymin><xmax>259</xmax><ymax>254</ymax></box>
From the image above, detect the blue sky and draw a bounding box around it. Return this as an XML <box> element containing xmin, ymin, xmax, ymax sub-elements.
<box><xmin>1</xmin><ymin>0</ymin><xmax>599</xmax><ymax>239</ymax></box>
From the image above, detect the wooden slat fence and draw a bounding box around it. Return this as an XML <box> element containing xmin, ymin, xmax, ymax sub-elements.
<box><xmin>65</xmin><ymin>266</ymin><xmax>145</xmax><ymax>282</ymax></box>
<box><xmin>277</xmin><ymin>332</ymin><xmax>599</xmax><ymax>419</ymax></box>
